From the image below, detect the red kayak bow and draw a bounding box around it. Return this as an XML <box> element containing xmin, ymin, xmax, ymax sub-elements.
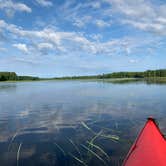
<box><xmin>123</xmin><ymin>118</ymin><xmax>166</xmax><ymax>166</ymax></box>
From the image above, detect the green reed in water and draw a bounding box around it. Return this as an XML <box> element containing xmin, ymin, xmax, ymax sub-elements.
<box><xmin>54</xmin><ymin>142</ymin><xmax>66</xmax><ymax>156</ymax></box>
<box><xmin>86</xmin><ymin>141</ymin><xmax>110</xmax><ymax>161</ymax></box>
<box><xmin>17</xmin><ymin>143</ymin><xmax>22</xmax><ymax>166</ymax></box>
<box><xmin>79</xmin><ymin>121</ymin><xmax>119</xmax><ymax>165</ymax></box>
<box><xmin>68</xmin><ymin>139</ymin><xmax>82</xmax><ymax>159</ymax></box>
<box><xmin>81</xmin><ymin>121</ymin><xmax>119</xmax><ymax>141</ymax></box>
<box><xmin>69</xmin><ymin>153</ymin><xmax>87</xmax><ymax>166</ymax></box>
<box><xmin>81</xmin><ymin>144</ymin><xmax>107</xmax><ymax>166</ymax></box>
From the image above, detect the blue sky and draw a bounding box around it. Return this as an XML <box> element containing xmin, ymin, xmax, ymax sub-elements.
<box><xmin>0</xmin><ymin>0</ymin><xmax>166</xmax><ymax>77</ymax></box>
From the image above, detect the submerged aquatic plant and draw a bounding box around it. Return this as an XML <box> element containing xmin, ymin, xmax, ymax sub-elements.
<box><xmin>54</xmin><ymin>142</ymin><xmax>66</xmax><ymax>156</ymax></box>
<box><xmin>8</xmin><ymin>132</ymin><xmax>18</xmax><ymax>151</ymax></box>
<box><xmin>52</xmin><ymin>121</ymin><xmax>120</xmax><ymax>165</ymax></box>
<box><xmin>100</xmin><ymin>134</ymin><xmax>119</xmax><ymax>141</ymax></box>
<box><xmin>68</xmin><ymin>139</ymin><xmax>82</xmax><ymax>158</ymax></box>
<box><xmin>81</xmin><ymin>144</ymin><xmax>107</xmax><ymax>166</ymax></box>
<box><xmin>87</xmin><ymin>141</ymin><xmax>110</xmax><ymax>161</ymax></box>
<box><xmin>87</xmin><ymin>130</ymin><xmax>103</xmax><ymax>158</ymax></box>
<box><xmin>80</xmin><ymin>121</ymin><xmax>120</xmax><ymax>165</ymax></box>
<box><xmin>69</xmin><ymin>153</ymin><xmax>87</xmax><ymax>166</ymax></box>
<box><xmin>90</xmin><ymin>130</ymin><xmax>103</xmax><ymax>144</ymax></box>
<box><xmin>17</xmin><ymin>142</ymin><xmax>22</xmax><ymax>166</ymax></box>
<box><xmin>81</xmin><ymin>122</ymin><xmax>94</xmax><ymax>133</ymax></box>
<box><xmin>81</xmin><ymin>121</ymin><xmax>119</xmax><ymax>142</ymax></box>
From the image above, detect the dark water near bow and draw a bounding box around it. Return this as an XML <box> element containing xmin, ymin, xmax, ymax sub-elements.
<box><xmin>0</xmin><ymin>80</ymin><xmax>166</xmax><ymax>166</ymax></box>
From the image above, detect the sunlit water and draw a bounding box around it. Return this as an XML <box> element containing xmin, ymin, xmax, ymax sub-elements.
<box><xmin>0</xmin><ymin>80</ymin><xmax>166</xmax><ymax>166</ymax></box>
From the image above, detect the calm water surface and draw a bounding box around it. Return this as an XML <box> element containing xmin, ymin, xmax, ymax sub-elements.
<box><xmin>0</xmin><ymin>80</ymin><xmax>166</xmax><ymax>166</ymax></box>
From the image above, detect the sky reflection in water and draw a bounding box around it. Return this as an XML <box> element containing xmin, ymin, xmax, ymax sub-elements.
<box><xmin>0</xmin><ymin>81</ymin><xmax>166</xmax><ymax>166</ymax></box>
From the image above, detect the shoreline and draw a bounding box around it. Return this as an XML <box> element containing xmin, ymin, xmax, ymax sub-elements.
<box><xmin>1</xmin><ymin>77</ymin><xmax>166</xmax><ymax>84</ymax></box>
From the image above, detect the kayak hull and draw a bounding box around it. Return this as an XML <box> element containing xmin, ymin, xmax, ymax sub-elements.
<box><xmin>123</xmin><ymin>118</ymin><xmax>166</xmax><ymax>166</ymax></box>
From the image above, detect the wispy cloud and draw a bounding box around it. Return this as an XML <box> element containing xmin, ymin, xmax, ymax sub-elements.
<box><xmin>13</xmin><ymin>57</ymin><xmax>41</xmax><ymax>65</ymax></box>
<box><xmin>95</xmin><ymin>19</ymin><xmax>111</xmax><ymax>28</ymax></box>
<box><xmin>0</xmin><ymin>0</ymin><xmax>165</xmax><ymax>76</ymax></box>
<box><xmin>106</xmin><ymin>0</ymin><xmax>166</xmax><ymax>35</ymax></box>
<box><xmin>72</xmin><ymin>15</ymin><xmax>92</xmax><ymax>28</ymax></box>
<box><xmin>58</xmin><ymin>0</ymin><xmax>110</xmax><ymax>29</ymax></box>
<box><xmin>0</xmin><ymin>0</ymin><xmax>31</xmax><ymax>17</ymax></box>
<box><xmin>37</xmin><ymin>42</ymin><xmax>53</xmax><ymax>50</ymax></box>
<box><xmin>13</xmin><ymin>43</ymin><xmax>29</xmax><ymax>53</ymax></box>
<box><xmin>129</xmin><ymin>59</ymin><xmax>139</xmax><ymax>64</ymax></box>
<box><xmin>0</xmin><ymin>47</ymin><xmax>6</xmax><ymax>52</ymax></box>
<box><xmin>58</xmin><ymin>0</ymin><xmax>166</xmax><ymax>35</ymax></box>
<box><xmin>35</xmin><ymin>0</ymin><xmax>53</xmax><ymax>7</ymax></box>
<box><xmin>0</xmin><ymin>19</ymin><xmax>163</xmax><ymax>57</ymax></box>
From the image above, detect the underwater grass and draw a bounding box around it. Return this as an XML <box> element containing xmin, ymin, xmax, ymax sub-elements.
<box><xmin>51</xmin><ymin>121</ymin><xmax>120</xmax><ymax>165</ymax></box>
<box><xmin>87</xmin><ymin>141</ymin><xmax>110</xmax><ymax>161</ymax></box>
<box><xmin>81</xmin><ymin>144</ymin><xmax>107</xmax><ymax>166</ymax></box>
<box><xmin>100</xmin><ymin>134</ymin><xmax>119</xmax><ymax>142</ymax></box>
<box><xmin>81</xmin><ymin>121</ymin><xmax>119</xmax><ymax>142</ymax></box>
<box><xmin>80</xmin><ymin>121</ymin><xmax>120</xmax><ymax>165</ymax></box>
<box><xmin>17</xmin><ymin>142</ymin><xmax>22</xmax><ymax>166</ymax></box>
<box><xmin>68</xmin><ymin>139</ymin><xmax>82</xmax><ymax>159</ymax></box>
<box><xmin>99</xmin><ymin>126</ymin><xmax>121</xmax><ymax>134</ymax></box>
<box><xmin>90</xmin><ymin>130</ymin><xmax>103</xmax><ymax>144</ymax></box>
<box><xmin>87</xmin><ymin>130</ymin><xmax>103</xmax><ymax>158</ymax></box>
<box><xmin>69</xmin><ymin>153</ymin><xmax>87</xmax><ymax>166</ymax></box>
<box><xmin>8</xmin><ymin>132</ymin><xmax>18</xmax><ymax>151</ymax></box>
<box><xmin>81</xmin><ymin>122</ymin><xmax>94</xmax><ymax>133</ymax></box>
<box><xmin>54</xmin><ymin>142</ymin><xmax>66</xmax><ymax>156</ymax></box>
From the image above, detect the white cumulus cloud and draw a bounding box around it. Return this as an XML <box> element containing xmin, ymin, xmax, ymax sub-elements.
<box><xmin>13</xmin><ymin>43</ymin><xmax>29</xmax><ymax>53</ymax></box>
<box><xmin>0</xmin><ymin>0</ymin><xmax>31</xmax><ymax>17</ymax></box>
<box><xmin>0</xmin><ymin>19</ymin><xmax>163</xmax><ymax>57</ymax></box>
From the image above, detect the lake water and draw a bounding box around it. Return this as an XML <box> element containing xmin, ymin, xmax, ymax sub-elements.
<box><xmin>0</xmin><ymin>80</ymin><xmax>166</xmax><ymax>166</ymax></box>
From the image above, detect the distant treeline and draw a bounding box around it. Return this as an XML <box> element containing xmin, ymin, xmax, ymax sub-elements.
<box><xmin>54</xmin><ymin>69</ymin><xmax>166</xmax><ymax>80</ymax></box>
<box><xmin>98</xmin><ymin>69</ymin><xmax>166</xmax><ymax>79</ymax></box>
<box><xmin>1</xmin><ymin>69</ymin><xmax>166</xmax><ymax>81</ymax></box>
<box><xmin>0</xmin><ymin>72</ymin><xmax>39</xmax><ymax>81</ymax></box>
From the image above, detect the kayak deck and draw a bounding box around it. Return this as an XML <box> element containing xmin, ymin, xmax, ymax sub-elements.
<box><xmin>123</xmin><ymin>118</ymin><xmax>166</xmax><ymax>166</ymax></box>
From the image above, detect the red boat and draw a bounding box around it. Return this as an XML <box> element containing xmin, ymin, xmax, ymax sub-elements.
<box><xmin>123</xmin><ymin>118</ymin><xmax>166</xmax><ymax>166</ymax></box>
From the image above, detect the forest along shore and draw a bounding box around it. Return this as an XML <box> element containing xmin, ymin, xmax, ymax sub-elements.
<box><xmin>1</xmin><ymin>69</ymin><xmax>166</xmax><ymax>83</ymax></box>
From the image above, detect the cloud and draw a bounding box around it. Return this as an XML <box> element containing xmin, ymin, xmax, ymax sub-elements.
<box><xmin>13</xmin><ymin>57</ymin><xmax>40</xmax><ymax>65</ymax></box>
<box><xmin>89</xmin><ymin>1</ymin><xmax>101</xmax><ymax>9</ymax></box>
<box><xmin>36</xmin><ymin>42</ymin><xmax>54</xmax><ymax>54</ymax></box>
<box><xmin>106</xmin><ymin>0</ymin><xmax>166</xmax><ymax>35</ymax></box>
<box><xmin>0</xmin><ymin>0</ymin><xmax>31</xmax><ymax>17</ymax></box>
<box><xmin>13</xmin><ymin>43</ymin><xmax>29</xmax><ymax>53</ymax></box>
<box><xmin>73</xmin><ymin>15</ymin><xmax>92</xmax><ymax>28</ymax></box>
<box><xmin>0</xmin><ymin>20</ymin><xmax>6</xmax><ymax>27</ymax></box>
<box><xmin>95</xmin><ymin>19</ymin><xmax>110</xmax><ymax>28</ymax></box>
<box><xmin>90</xmin><ymin>34</ymin><xmax>103</xmax><ymax>41</ymax></box>
<box><xmin>38</xmin><ymin>43</ymin><xmax>53</xmax><ymax>50</ymax></box>
<box><xmin>58</xmin><ymin>1</ymin><xmax>110</xmax><ymax>29</ymax></box>
<box><xmin>122</xmin><ymin>20</ymin><xmax>166</xmax><ymax>35</ymax></box>
<box><xmin>0</xmin><ymin>19</ymin><xmax>163</xmax><ymax>57</ymax></box>
<box><xmin>31</xmin><ymin>0</ymin><xmax>166</xmax><ymax>36</ymax></box>
<box><xmin>35</xmin><ymin>0</ymin><xmax>53</xmax><ymax>7</ymax></box>
<box><xmin>0</xmin><ymin>47</ymin><xmax>6</xmax><ymax>51</ymax></box>
<box><xmin>129</xmin><ymin>59</ymin><xmax>139</xmax><ymax>63</ymax></box>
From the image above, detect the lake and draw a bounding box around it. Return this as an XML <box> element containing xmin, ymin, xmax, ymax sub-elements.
<box><xmin>0</xmin><ymin>80</ymin><xmax>166</xmax><ymax>166</ymax></box>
